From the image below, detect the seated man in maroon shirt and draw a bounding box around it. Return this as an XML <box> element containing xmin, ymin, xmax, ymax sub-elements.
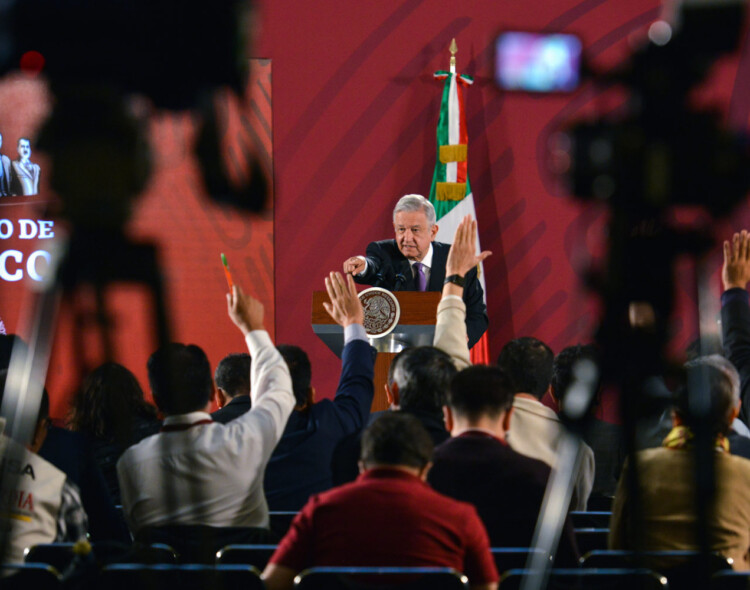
<box><xmin>262</xmin><ymin>412</ymin><xmax>499</xmax><ymax>590</ymax></box>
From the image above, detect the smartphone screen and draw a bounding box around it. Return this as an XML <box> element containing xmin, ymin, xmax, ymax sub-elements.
<box><xmin>495</xmin><ymin>32</ymin><xmax>582</xmax><ymax>93</ymax></box>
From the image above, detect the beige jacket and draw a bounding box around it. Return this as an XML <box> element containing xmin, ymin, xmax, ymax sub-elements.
<box><xmin>610</xmin><ymin>447</ymin><xmax>750</xmax><ymax>570</ymax></box>
<box><xmin>508</xmin><ymin>396</ymin><xmax>595</xmax><ymax>511</ymax></box>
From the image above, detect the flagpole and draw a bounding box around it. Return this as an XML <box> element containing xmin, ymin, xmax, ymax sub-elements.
<box><xmin>449</xmin><ymin>38</ymin><xmax>457</xmax><ymax>74</ymax></box>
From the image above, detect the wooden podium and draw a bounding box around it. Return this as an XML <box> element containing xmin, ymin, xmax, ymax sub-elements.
<box><xmin>312</xmin><ymin>291</ymin><xmax>441</xmax><ymax>412</ymax></box>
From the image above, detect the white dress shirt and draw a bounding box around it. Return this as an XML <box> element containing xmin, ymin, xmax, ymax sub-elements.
<box><xmin>117</xmin><ymin>330</ymin><xmax>295</xmax><ymax>532</ymax></box>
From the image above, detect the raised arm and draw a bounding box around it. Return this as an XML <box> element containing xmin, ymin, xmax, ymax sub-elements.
<box><xmin>227</xmin><ymin>284</ymin><xmax>295</xmax><ymax>443</ymax></box>
<box><xmin>434</xmin><ymin>216</ymin><xmax>491</xmax><ymax>370</ymax></box>
<box><xmin>721</xmin><ymin>230</ymin><xmax>750</xmax><ymax>426</ymax></box>
<box><xmin>323</xmin><ymin>272</ymin><xmax>376</xmax><ymax>431</ymax></box>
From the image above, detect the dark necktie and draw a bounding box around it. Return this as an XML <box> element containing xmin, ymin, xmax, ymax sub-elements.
<box><xmin>414</xmin><ymin>262</ymin><xmax>427</xmax><ymax>292</ymax></box>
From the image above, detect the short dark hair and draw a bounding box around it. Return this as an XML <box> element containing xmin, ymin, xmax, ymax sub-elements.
<box><xmin>552</xmin><ymin>344</ymin><xmax>601</xmax><ymax>405</ymax></box>
<box><xmin>388</xmin><ymin>346</ymin><xmax>456</xmax><ymax>413</ymax></box>
<box><xmin>277</xmin><ymin>345</ymin><xmax>311</xmax><ymax>407</ymax></box>
<box><xmin>360</xmin><ymin>412</ymin><xmax>433</xmax><ymax>470</ymax></box>
<box><xmin>675</xmin><ymin>355</ymin><xmax>740</xmax><ymax>437</ymax></box>
<box><xmin>449</xmin><ymin>365</ymin><xmax>514</xmax><ymax>422</ymax></box>
<box><xmin>497</xmin><ymin>337</ymin><xmax>554</xmax><ymax>399</ymax></box>
<box><xmin>147</xmin><ymin>343</ymin><xmax>212</xmax><ymax>415</ymax></box>
<box><xmin>214</xmin><ymin>353</ymin><xmax>251</xmax><ymax>399</ymax></box>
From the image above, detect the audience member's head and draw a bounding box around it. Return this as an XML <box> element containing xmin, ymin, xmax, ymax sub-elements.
<box><xmin>214</xmin><ymin>353</ymin><xmax>252</xmax><ymax>400</ymax></box>
<box><xmin>387</xmin><ymin>346</ymin><xmax>456</xmax><ymax>413</ymax></box>
<box><xmin>551</xmin><ymin>344</ymin><xmax>601</xmax><ymax>407</ymax></box>
<box><xmin>69</xmin><ymin>361</ymin><xmax>157</xmax><ymax>443</ymax></box>
<box><xmin>0</xmin><ymin>369</ymin><xmax>50</xmax><ymax>452</ymax></box>
<box><xmin>148</xmin><ymin>343</ymin><xmax>213</xmax><ymax>415</ymax></box>
<box><xmin>277</xmin><ymin>344</ymin><xmax>313</xmax><ymax>410</ymax></box>
<box><xmin>675</xmin><ymin>354</ymin><xmax>740</xmax><ymax>437</ymax></box>
<box><xmin>360</xmin><ymin>412</ymin><xmax>433</xmax><ymax>474</ymax></box>
<box><xmin>448</xmin><ymin>365</ymin><xmax>515</xmax><ymax>424</ymax></box>
<box><xmin>497</xmin><ymin>337</ymin><xmax>554</xmax><ymax>399</ymax></box>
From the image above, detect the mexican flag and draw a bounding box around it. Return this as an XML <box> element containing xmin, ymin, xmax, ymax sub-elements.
<box><xmin>429</xmin><ymin>69</ymin><xmax>489</xmax><ymax>363</ymax></box>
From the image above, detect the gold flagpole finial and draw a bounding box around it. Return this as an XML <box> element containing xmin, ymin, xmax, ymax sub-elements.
<box><xmin>449</xmin><ymin>38</ymin><xmax>457</xmax><ymax>74</ymax></box>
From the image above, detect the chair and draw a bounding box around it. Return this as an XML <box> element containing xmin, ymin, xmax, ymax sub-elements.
<box><xmin>581</xmin><ymin>551</ymin><xmax>733</xmax><ymax>590</ymax></box>
<box><xmin>135</xmin><ymin>524</ymin><xmax>279</xmax><ymax>564</ymax></box>
<box><xmin>574</xmin><ymin>528</ymin><xmax>610</xmax><ymax>554</ymax></box>
<box><xmin>294</xmin><ymin>566</ymin><xmax>468</xmax><ymax>590</ymax></box>
<box><xmin>570</xmin><ymin>511</ymin><xmax>613</xmax><ymax>528</ymax></box>
<box><xmin>711</xmin><ymin>571</ymin><xmax>750</xmax><ymax>590</ymax></box>
<box><xmin>216</xmin><ymin>544</ymin><xmax>277</xmax><ymax>568</ymax></box>
<box><xmin>586</xmin><ymin>495</ymin><xmax>614</xmax><ymax>511</ymax></box>
<box><xmin>490</xmin><ymin>548</ymin><xmax>551</xmax><ymax>574</ymax></box>
<box><xmin>269</xmin><ymin>511</ymin><xmax>298</xmax><ymax>537</ymax></box>
<box><xmin>499</xmin><ymin>568</ymin><xmax>668</xmax><ymax>590</ymax></box>
<box><xmin>24</xmin><ymin>541</ymin><xmax>179</xmax><ymax>571</ymax></box>
<box><xmin>0</xmin><ymin>563</ymin><xmax>62</xmax><ymax>590</ymax></box>
<box><xmin>100</xmin><ymin>563</ymin><xmax>264</xmax><ymax>590</ymax></box>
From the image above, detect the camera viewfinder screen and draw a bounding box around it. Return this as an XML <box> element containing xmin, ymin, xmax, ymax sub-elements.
<box><xmin>495</xmin><ymin>32</ymin><xmax>582</xmax><ymax>93</ymax></box>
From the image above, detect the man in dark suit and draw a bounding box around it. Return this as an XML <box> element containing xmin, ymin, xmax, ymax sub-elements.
<box><xmin>0</xmin><ymin>132</ymin><xmax>11</xmax><ymax>196</ymax></box>
<box><xmin>342</xmin><ymin>194</ymin><xmax>487</xmax><ymax>347</ymax></box>
<box><xmin>722</xmin><ymin>229</ymin><xmax>750</xmax><ymax>428</ymax></box>
<box><xmin>428</xmin><ymin>364</ymin><xmax>579</xmax><ymax>566</ymax></box>
<box><xmin>211</xmin><ymin>353</ymin><xmax>252</xmax><ymax>424</ymax></box>
<box><xmin>264</xmin><ymin>272</ymin><xmax>376</xmax><ymax>510</ymax></box>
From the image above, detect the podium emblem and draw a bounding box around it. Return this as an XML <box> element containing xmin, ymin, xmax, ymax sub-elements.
<box><xmin>359</xmin><ymin>287</ymin><xmax>401</xmax><ymax>338</ymax></box>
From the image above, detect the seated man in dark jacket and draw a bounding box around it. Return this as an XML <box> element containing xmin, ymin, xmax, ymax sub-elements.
<box><xmin>211</xmin><ymin>353</ymin><xmax>252</xmax><ymax>424</ymax></box>
<box><xmin>330</xmin><ymin>345</ymin><xmax>455</xmax><ymax>486</ymax></box>
<box><xmin>428</xmin><ymin>364</ymin><xmax>579</xmax><ymax>566</ymax></box>
<box><xmin>264</xmin><ymin>272</ymin><xmax>376</xmax><ymax>510</ymax></box>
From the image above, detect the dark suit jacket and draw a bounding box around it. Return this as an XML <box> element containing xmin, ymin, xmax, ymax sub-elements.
<box><xmin>211</xmin><ymin>395</ymin><xmax>251</xmax><ymax>424</ymax></box>
<box><xmin>0</xmin><ymin>154</ymin><xmax>10</xmax><ymax>196</ymax></box>
<box><xmin>263</xmin><ymin>339</ymin><xmax>376</xmax><ymax>510</ymax></box>
<box><xmin>354</xmin><ymin>239</ymin><xmax>488</xmax><ymax>347</ymax></box>
<box><xmin>428</xmin><ymin>432</ymin><xmax>580</xmax><ymax>566</ymax></box>
<box><xmin>584</xmin><ymin>418</ymin><xmax>626</xmax><ymax>497</ymax></box>
<box><xmin>722</xmin><ymin>288</ymin><xmax>750</xmax><ymax>427</ymax></box>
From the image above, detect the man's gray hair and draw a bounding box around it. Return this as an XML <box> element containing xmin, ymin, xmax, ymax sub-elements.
<box><xmin>393</xmin><ymin>194</ymin><xmax>436</xmax><ymax>227</ymax></box>
<box><xmin>685</xmin><ymin>354</ymin><xmax>740</xmax><ymax>407</ymax></box>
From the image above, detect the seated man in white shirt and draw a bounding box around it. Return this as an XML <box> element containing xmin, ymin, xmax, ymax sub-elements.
<box><xmin>117</xmin><ymin>285</ymin><xmax>296</xmax><ymax>541</ymax></box>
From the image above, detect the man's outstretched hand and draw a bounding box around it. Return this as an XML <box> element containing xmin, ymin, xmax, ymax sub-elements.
<box><xmin>343</xmin><ymin>256</ymin><xmax>366</xmax><ymax>276</ymax></box>
<box><xmin>723</xmin><ymin>230</ymin><xmax>750</xmax><ymax>291</ymax></box>
<box><xmin>323</xmin><ymin>271</ymin><xmax>364</xmax><ymax>328</ymax></box>
<box><xmin>445</xmin><ymin>215</ymin><xmax>492</xmax><ymax>279</ymax></box>
<box><xmin>227</xmin><ymin>285</ymin><xmax>265</xmax><ymax>335</ymax></box>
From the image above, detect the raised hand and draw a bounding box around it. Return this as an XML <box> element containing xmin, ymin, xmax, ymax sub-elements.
<box><xmin>323</xmin><ymin>271</ymin><xmax>364</xmax><ymax>328</ymax></box>
<box><xmin>445</xmin><ymin>215</ymin><xmax>492</xmax><ymax>279</ymax></box>
<box><xmin>227</xmin><ymin>285</ymin><xmax>265</xmax><ymax>335</ymax></box>
<box><xmin>723</xmin><ymin>230</ymin><xmax>750</xmax><ymax>291</ymax></box>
